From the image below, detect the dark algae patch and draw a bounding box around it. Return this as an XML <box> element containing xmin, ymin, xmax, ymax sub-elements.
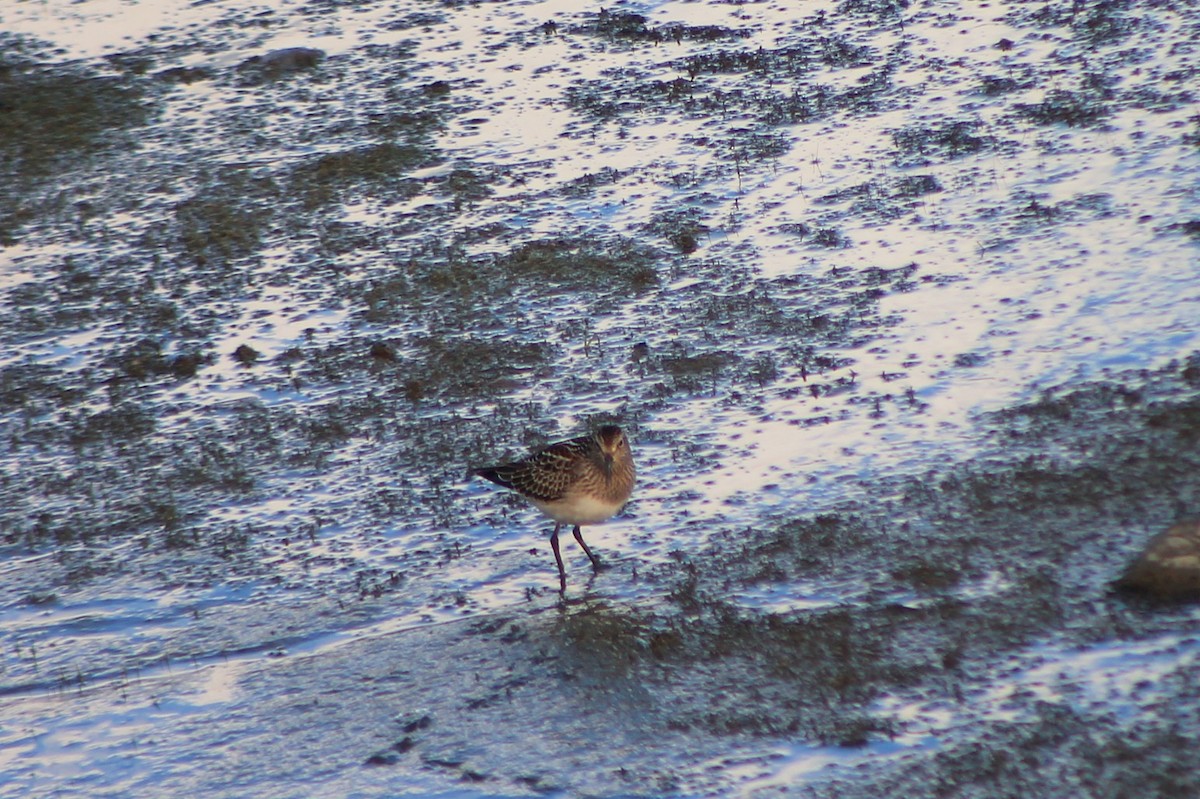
<box><xmin>494</xmin><ymin>237</ymin><xmax>659</xmax><ymax>291</ymax></box>
<box><xmin>0</xmin><ymin>37</ymin><xmax>157</xmax><ymax>173</ymax></box>
<box><xmin>0</xmin><ymin>35</ymin><xmax>160</xmax><ymax>244</ymax></box>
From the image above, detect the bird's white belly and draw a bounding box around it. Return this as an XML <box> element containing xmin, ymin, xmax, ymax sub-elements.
<box><xmin>531</xmin><ymin>494</ymin><xmax>624</xmax><ymax>526</ymax></box>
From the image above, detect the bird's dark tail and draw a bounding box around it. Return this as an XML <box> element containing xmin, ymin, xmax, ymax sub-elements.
<box><xmin>472</xmin><ymin>466</ymin><xmax>512</xmax><ymax>489</ymax></box>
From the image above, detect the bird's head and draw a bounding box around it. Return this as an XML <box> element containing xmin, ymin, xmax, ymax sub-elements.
<box><xmin>594</xmin><ymin>424</ymin><xmax>630</xmax><ymax>475</ymax></box>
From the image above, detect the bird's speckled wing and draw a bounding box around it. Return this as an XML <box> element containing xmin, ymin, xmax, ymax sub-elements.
<box><xmin>474</xmin><ymin>435</ymin><xmax>591</xmax><ymax>503</ymax></box>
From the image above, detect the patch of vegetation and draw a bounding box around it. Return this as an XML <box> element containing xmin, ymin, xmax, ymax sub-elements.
<box><xmin>0</xmin><ymin>362</ymin><xmax>87</xmax><ymax>411</ymax></box>
<box><xmin>175</xmin><ymin>169</ymin><xmax>279</xmax><ymax>263</ymax></box>
<box><xmin>563</xmin><ymin>21</ymin><xmax>894</xmax><ymax>169</ymax></box>
<box><xmin>708</xmin><ymin>128</ymin><xmax>791</xmax><ymax>164</ymax></box>
<box><xmin>382</xmin><ymin>10</ymin><xmax>447</xmax><ymax>31</ymax></box>
<box><xmin>558</xmin><ymin>166</ymin><xmax>626</xmax><ymax>198</ymax></box>
<box><xmin>837</xmin><ymin>0</ymin><xmax>909</xmax><ymax>19</ymax></box>
<box><xmin>289</xmin><ymin>143</ymin><xmax>433</xmax><ymax>209</ymax></box>
<box><xmin>356</xmin><ymin>234</ymin><xmax>661</xmax><ymax>330</ymax></box>
<box><xmin>892</xmin><ymin>119</ymin><xmax>1001</xmax><ymax>167</ymax></box>
<box><xmin>895</xmin><ymin>173</ymin><xmax>943</xmax><ymax>197</ymax></box>
<box><xmin>109</xmin><ymin>339</ymin><xmax>208</xmax><ymax>381</ymax></box>
<box><xmin>644</xmin><ymin>209</ymin><xmax>709</xmax><ymax>254</ymax></box>
<box><xmin>67</xmin><ymin>403</ymin><xmax>157</xmax><ymax>446</ymax></box>
<box><xmin>0</xmin><ymin>35</ymin><xmax>160</xmax><ymax>243</ymax></box>
<box><xmin>774</xmin><ymin>222</ymin><xmax>854</xmax><ymax>249</ymax></box>
<box><xmin>0</xmin><ymin>37</ymin><xmax>157</xmax><ymax>179</ymax></box>
<box><xmin>408</xmin><ymin>335</ymin><xmax>554</xmax><ymax>400</ymax></box>
<box><xmin>1006</xmin><ymin>189</ymin><xmax>1115</xmax><ymax>232</ymax></box>
<box><xmin>437</xmin><ymin>166</ymin><xmax>494</xmax><ymax>207</ymax></box>
<box><xmin>1015</xmin><ymin>87</ymin><xmax>1112</xmax><ymax>128</ymax></box>
<box><xmin>1124</xmin><ymin>84</ymin><xmax>1196</xmax><ymax>114</ymax></box>
<box><xmin>1009</xmin><ymin>0</ymin><xmax>1143</xmax><ymax>49</ymax></box>
<box><xmin>812</xmin><ymin>178</ymin><xmax>930</xmax><ymax>222</ymax></box>
<box><xmin>495</xmin><ymin>237</ymin><xmax>660</xmax><ymax>291</ymax></box>
<box><xmin>570</xmin><ymin>10</ymin><xmax>750</xmax><ymax>46</ymax></box>
<box><xmin>978</xmin><ymin>74</ymin><xmax>1022</xmax><ymax>96</ymax></box>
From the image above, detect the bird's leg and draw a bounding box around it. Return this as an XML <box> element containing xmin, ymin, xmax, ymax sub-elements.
<box><xmin>572</xmin><ymin>525</ymin><xmax>602</xmax><ymax>572</ymax></box>
<box><xmin>550</xmin><ymin>523</ymin><xmax>567</xmax><ymax>592</ymax></box>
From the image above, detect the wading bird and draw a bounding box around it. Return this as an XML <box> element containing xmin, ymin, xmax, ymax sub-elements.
<box><xmin>474</xmin><ymin>425</ymin><xmax>635</xmax><ymax>592</ymax></box>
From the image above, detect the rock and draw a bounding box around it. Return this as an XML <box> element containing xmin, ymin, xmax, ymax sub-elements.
<box><xmin>1117</xmin><ymin>520</ymin><xmax>1200</xmax><ymax>600</ymax></box>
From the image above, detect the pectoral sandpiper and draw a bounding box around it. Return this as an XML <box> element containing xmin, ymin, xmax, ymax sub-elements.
<box><xmin>474</xmin><ymin>425</ymin><xmax>635</xmax><ymax>592</ymax></box>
